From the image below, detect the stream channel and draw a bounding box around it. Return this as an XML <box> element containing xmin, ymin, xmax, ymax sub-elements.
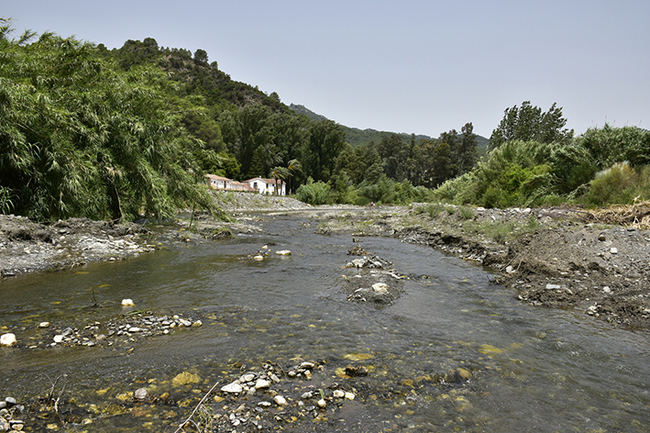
<box><xmin>1</xmin><ymin>214</ymin><xmax>648</xmax><ymax>432</ymax></box>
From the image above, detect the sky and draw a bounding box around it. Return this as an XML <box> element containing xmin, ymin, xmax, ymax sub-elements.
<box><xmin>3</xmin><ymin>0</ymin><xmax>649</xmax><ymax>137</ymax></box>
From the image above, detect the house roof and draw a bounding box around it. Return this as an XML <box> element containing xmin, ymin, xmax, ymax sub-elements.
<box><xmin>205</xmin><ymin>174</ymin><xmax>232</xmax><ymax>181</ymax></box>
<box><xmin>244</xmin><ymin>177</ymin><xmax>284</xmax><ymax>185</ymax></box>
<box><xmin>232</xmin><ymin>181</ymin><xmax>255</xmax><ymax>192</ymax></box>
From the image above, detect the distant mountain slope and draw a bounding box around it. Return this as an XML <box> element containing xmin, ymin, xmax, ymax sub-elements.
<box><xmin>289</xmin><ymin>103</ymin><xmax>488</xmax><ymax>147</ymax></box>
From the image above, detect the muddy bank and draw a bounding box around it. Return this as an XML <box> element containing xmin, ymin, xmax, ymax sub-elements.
<box><xmin>314</xmin><ymin>204</ymin><xmax>650</xmax><ymax>329</ymax></box>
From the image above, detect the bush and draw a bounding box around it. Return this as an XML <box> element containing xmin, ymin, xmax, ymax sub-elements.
<box><xmin>295</xmin><ymin>180</ymin><xmax>331</xmax><ymax>205</ymax></box>
<box><xmin>581</xmin><ymin>163</ymin><xmax>650</xmax><ymax>206</ymax></box>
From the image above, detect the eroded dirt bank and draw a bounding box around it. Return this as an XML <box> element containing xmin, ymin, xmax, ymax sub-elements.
<box><xmin>312</xmin><ymin>204</ymin><xmax>650</xmax><ymax>329</ymax></box>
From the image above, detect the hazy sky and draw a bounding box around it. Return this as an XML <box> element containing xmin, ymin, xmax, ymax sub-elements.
<box><xmin>3</xmin><ymin>0</ymin><xmax>649</xmax><ymax>137</ymax></box>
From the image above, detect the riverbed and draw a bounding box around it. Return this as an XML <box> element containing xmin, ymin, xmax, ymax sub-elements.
<box><xmin>1</xmin><ymin>214</ymin><xmax>648</xmax><ymax>432</ymax></box>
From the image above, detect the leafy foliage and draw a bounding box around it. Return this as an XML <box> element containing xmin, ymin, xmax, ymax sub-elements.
<box><xmin>489</xmin><ymin>101</ymin><xmax>573</xmax><ymax>149</ymax></box>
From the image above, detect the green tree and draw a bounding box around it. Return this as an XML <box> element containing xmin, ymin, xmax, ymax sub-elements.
<box><xmin>489</xmin><ymin>101</ymin><xmax>573</xmax><ymax>149</ymax></box>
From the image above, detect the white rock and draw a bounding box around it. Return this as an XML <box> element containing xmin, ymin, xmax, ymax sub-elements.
<box><xmin>192</xmin><ymin>320</ymin><xmax>202</xmax><ymax>327</ymax></box>
<box><xmin>603</xmin><ymin>286</ymin><xmax>612</xmax><ymax>294</ymax></box>
<box><xmin>332</xmin><ymin>390</ymin><xmax>345</xmax><ymax>398</ymax></box>
<box><xmin>240</xmin><ymin>373</ymin><xmax>255</xmax><ymax>382</ymax></box>
<box><xmin>253</xmin><ymin>255</ymin><xmax>264</xmax><ymax>261</ymax></box>
<box><xmin>269</xmin><ymin>373</ymin><xmax>280</xmax><ymax>383</ymax></box>
<box><xmin>178</xmin><ymin>319</ymin><xmax>192</xmax><ymax>327</ymax></box>
<box><xmin>273</xmin><ymin>395</ymin><xmax>287</xmax><ymax>406</ymax></box>
<box><xmin>344</xmin><ymin>392</ymin><xmax>355</xmax><ymax>400</ymax></box>
<box><xmin>38</xmin><ymin>322</ymin><xmax>51</xmax><ymax>328</ymax></box>
<box><xmin>372</xmin><ymin>282</ymin><xmax>389</xmax><ymax>294</ymax></box>
<box><xmin>300</xmin><ymin>361</ymin><xmax>315</xmax><ymax>369</ymax></box>
<box><xmin>128</xmin><ymin>327</ymin><xmax>143</xmax><ymax>333</ymax></box>
<box><xmin>0</xmin><ymin>333</ymin><xmax>17</xmax><ymax>347</ymax></box>
<box><xmin>254</xmin><ymin>378</ymin><xmax>271</xmax><ymax>389</ymax></box>
<box><xmin>258</xmin><ymin>401</ymin><xmax>271</xmax><ymax>407</ymax></box>
<box><xmin>610</xmin><ymin>247</ymin><xmax>618</xmax><ymax>254</ymax></box>
<box><xmin>317</xmin><ymin>398</ymin><xmax>327</xmax><ymax>408</ymax></box>
<box><xmin>301</xmin><ymin>391</ymin><xmax>313</xmax><ymax>399</ymax></box>
<box><xmin>545</xmin><ymin>283</ymin><xmax>561</xmax><ymax>290</ymax></box>
<box><xmin>505</xmin><ymin>265</ymin><xmax>515</xmax><ymax>274</ymax></box>
<box><xmin>134</xmin><ymin>388</ymin><xmax>148</xmax><ymax>400</ymax></box>
<box><xmin>53</xmin><ymin>335</ymin><xmax>64</xmax><ymax>343</ymax></box>
<box><xmin>121</xmin><ymin>298</ymin><xmax>135</xmax><ymax>307</ymax></box>
<box><xmin>275</xmin><ymin>250</ymin><xmax>291</xmax><ymax>256</ymax></box>
<box><xmin>221</xmin><ymin>382</ymin><xmax>243</xmax><ymax>394</ymax></box>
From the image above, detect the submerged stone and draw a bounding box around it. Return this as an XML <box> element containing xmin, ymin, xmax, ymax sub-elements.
<box><xmin>0</xmin><ymin>333</ymin><xmax>16</xmax><ymax>347</ymax></box>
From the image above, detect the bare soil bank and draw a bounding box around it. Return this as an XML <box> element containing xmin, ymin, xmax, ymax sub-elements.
<box><xmin>312</xmin><ymin>204</ymin><xmax>650</xmax><ymax>329</ymax></box>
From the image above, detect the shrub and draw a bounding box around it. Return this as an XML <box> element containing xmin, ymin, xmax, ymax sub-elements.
<box><xmin>581</xmin><ymin>163</ymin><xmax>650</xmax><ymax>206</ymax></box>
<box><xmin>295</xmin><ymin>180</ymin><xmax>331</xmax><ymax>205</ymax></box>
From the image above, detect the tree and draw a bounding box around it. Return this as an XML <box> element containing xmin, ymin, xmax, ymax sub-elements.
<box><xmin>194</xmin><ymin>49</ymin><xmax>208</xmax><ymax>65</ymax></box>
<box><xmin>489</xmin><ymin>101</ymin><xmax>573</xmax><ymax>149</ymax></box>
<box><xmin>303</xmin><ymin>120</ymin><xmax>345</xmax><ymax>181</ymax></box>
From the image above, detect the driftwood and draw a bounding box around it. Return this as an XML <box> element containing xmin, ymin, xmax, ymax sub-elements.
<box><xmin>173</xmin><ymin>380</ymin><xmax>221</xmax><ymax>433</ymax></box>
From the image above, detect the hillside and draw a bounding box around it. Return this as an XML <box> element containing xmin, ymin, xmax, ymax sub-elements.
<box><xmin>289</xmin><ymin>103</ymin><xmax>489</xmax><ymax>147</ymax></box>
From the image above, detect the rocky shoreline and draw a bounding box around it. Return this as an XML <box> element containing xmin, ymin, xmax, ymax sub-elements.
<box><xmin>313</xmin><ymin>203</ymin><xmax>650</xmax><ymax>329</ymax></box>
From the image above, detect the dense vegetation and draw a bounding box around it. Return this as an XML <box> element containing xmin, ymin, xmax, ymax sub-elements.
<box><xmin>1</xmin><ymin>19</ymin><xmax>647</xmax><ymax>218</ymax></box>
<box><xmin>435</xmin><ymin>104</ymin><xmax>650</xmax><ymax>208</ymax></box>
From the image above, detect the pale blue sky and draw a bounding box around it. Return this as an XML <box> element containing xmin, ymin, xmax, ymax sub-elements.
<box><xmin>3</xmin><ymin>0</ymin><xmax>649</xmax><ymax>137</ymax></box>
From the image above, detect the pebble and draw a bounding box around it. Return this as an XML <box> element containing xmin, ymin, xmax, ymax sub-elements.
<box><xmin>4</xmin><ymin>398</ymin><xmax>16</xmax><ymax>406</ymax></box>
<box><xmin>610</xmin><ymin>247</ymin><xmax>618</xmax><ymax>254</ymax></box>
<box><xmin>192</xmin><ymin>320</ymin><xmax>202</xmax><ymax>327</ymax></box>
<box><xmin>240</xmin><ymin>373</ymin><xmax>255</xmax><ymax>382</ymax></box>
<box><xmin>257</xmin><ymin>401</ymin><xmax>271</xmax><ymax>407</ymax></box>
<box><xmin>273</xmin><ymin>395</ymin><xmax>287</xmax><ymax>406</ymax></box>
<box><xmin>275</xmin><ymin>250</ymin><xmax>291</xmax><ymax>256</ymax></box>
<box><xmin>178</xmin><ymin>319</ymin><xmax>192</xmax><ymax>327</ymax></box>
<box><xmin>545</xmin><ymin>283</ymin><xmax>561</xmax><ymax>290</ymax></box>
<box><xmin>221</xmin><ymin>382</ymin><xmax>243</xmax><ymax>394</ymax></box>
<box><xmin>598</xmin><ymin>233</ymin><xmax>606</xmax><ymax>241</ymax></box>
<box><xmin>254</xmin><ymin>379</ymin><xmax>271</xmax><ymax>389</ymax></box>
<box><xmin>505</xmin><ymin>265</ymin><xmax>515</xmax><ymax>274</ymax></box>
<box><xmin>371</xmin><ymin>282</ymin><xmax>389</xmax><ymax>294</ymax></box>
<box><xmin>332</xmin><ymin>390</ymin><xmax>345</xmax><ymax>398</ymax></box>
<box><xmin>603</xmin><ymin>286</ymin><xmax>612</xmax><ymax>294</ymax></box>
<box><xmin>128</xmin><ymin>327</ymin><xmax>143</xmax><ymax>333</ymax></box>
<box><xmin>0</xmin><ymin>334</ymin><xmax>16</xmax><ymax>347</ymax></box>
<box><xmin>252</xmin><ymin>255</ymin><xmax>264</xmax><ymax>261</ymax></box>
<box><xmin>121</xmin><ymin>299</ymin><xmax>135</xmax><ymax>307</ymax></box>
<box><xmin>344</xmin><ymin>392</ymin><xmax>355</xmax><ymax>400</ymax></box>
<box><xmin>53</xmin><ymin>335</ymin><xmax>64</xmax><ymax>344</ymax></box>
<box><xmin>38</xmin><ymin>322</ymin><xmax>51</xmax><ymax>328</ymax></box>
<box><xmin>317</xmin><ymin>398</ymin><xmax>327</xmax><ymax>408</ymax></box>
<box><xmin>134</xmin><ymin>388</ymin><xmax>148</xmax><ymax>400</ymax></box>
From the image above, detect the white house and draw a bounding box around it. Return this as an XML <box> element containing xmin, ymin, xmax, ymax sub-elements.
<box><xmin>245</xmin><ymin>177</ymin><xmax>286</xmax><ymax>196</ymax></box>
<box><xmin>205</xmin><ymin>174</ymin><xmax>232</xmax><ymax>190</ymax></box>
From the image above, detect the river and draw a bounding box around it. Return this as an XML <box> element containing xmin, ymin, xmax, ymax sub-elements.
<box><xmin>1</xmin><ymin>215</ymin><xmax>648</xmax><ymax>432</ymax></box>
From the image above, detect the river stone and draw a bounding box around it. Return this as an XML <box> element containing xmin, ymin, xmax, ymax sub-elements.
<box><xmin>221</xmin><ymin>382</ymin><xmax>243</xmax><ymax>394</ymax></box>
<box><xmin>53</xmin><ymin>335</ymin><xmax>64</xmax><ymax>343</ymax></box>
<box><xmin>455</xmin><ymin>367</ymin><xmax>472</xmax><ymax>381</ymax></box>
<box><xmin>240</xmin><ymin>373</ymin><xmax>255</xmax><ymax>382</ymax></box>
<box><xmin>253</xmin><ymin>255</ymin><xmax>264</xmax><ymax>261</ymax></box>
<box><xmin>0</xmin><ymin>401</ymin><xmax>5</xmax><ymax>409</ymax></box>
<box><xmin>0</xmin><ymin>417</ymin><xmax>9</xmax><ymax>432</ymax></box>
<box><xmin>300</xmin><ymin>361</ymin><xmax>315</xmax><ymax>369</ymax></box>
<box><xmin>0</xmin><ymin>333</ymin><xmax>16</xmax><ymax>347</ymax></box>
<box><xmin>332</xmin><ymin>390</ymin><xmax>345</xmax><ymax>398</ymax></box>
<box><xmin>254</xmin><ymin>378</ymin><xmax>271</xmax><ymax>389</ymax></box>
<box><xmin>610</xmin><ymin>247</ymin><xmax>618</xmax><ymax>254</ymax></box>
<box><xmin>275</xmin><ymin>250</ymin><xmax>291</xmax><ymax>256</ymax></box>
<box><xmin>317</xmin><ymin>398</ymin><xmax>327</xmax><ymax>408</ymax></box>
<box><xmin>545</xmin><ymin>283</ymin><xmax>561</xmax><ymax>290</ymax></box>
<box><xmin>344</xmin><ymin>392</ymin><xmax>355</xmax><ymax>400</ymax></box>
<box><xmin>121</xmin><ymin>298</ymin><xmax>135</xmax><ymax>307</ymax></box>
<box><xmin>192</xmin><ymin>320</ymin><xmax>202</xmax><ymax>327</ymax></box>
<box><xmin>4</xmin><ymin>398</ymin><xmax>16</xmax><ymax>406</ymax></box>
<box><xmin>134</xmin><ymin>388</ymin><xmax>148</xmax><ymax>400</ymax></box>
<box><xmin>372</xmin><ymin>282</ymin><xmax>389</xmax><ymax>294</ymax></box>
<box><xmin>39</xmin><ymin>322</ymin><xmax>51</xmax><ymax>328</ymax></box>
<box><xmin>273</xmin><ymin>395</ymin><xmax>287</xmax><ymax>406</ymax></box>
<box><xmin>178</xmin><ymin>319</ymin><xmax>191</xmax><ymax>327</ymax></box>
<box><xmin>128</xmin><ymin>327</ymin><xmax>143</xmax><ymax>333</ymax></box>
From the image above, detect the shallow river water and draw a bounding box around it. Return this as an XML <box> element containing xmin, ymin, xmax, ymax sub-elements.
<box><xmin>1</xmin><ymin>215</ymin><xmax>648</xmax><ymax>432</ymax></box>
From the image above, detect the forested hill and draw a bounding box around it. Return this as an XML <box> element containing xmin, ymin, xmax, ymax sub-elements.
<box><xmin>289</xmin><ymin>103</ymin><xmax>489</xmax><ymax>148</ymax></box>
